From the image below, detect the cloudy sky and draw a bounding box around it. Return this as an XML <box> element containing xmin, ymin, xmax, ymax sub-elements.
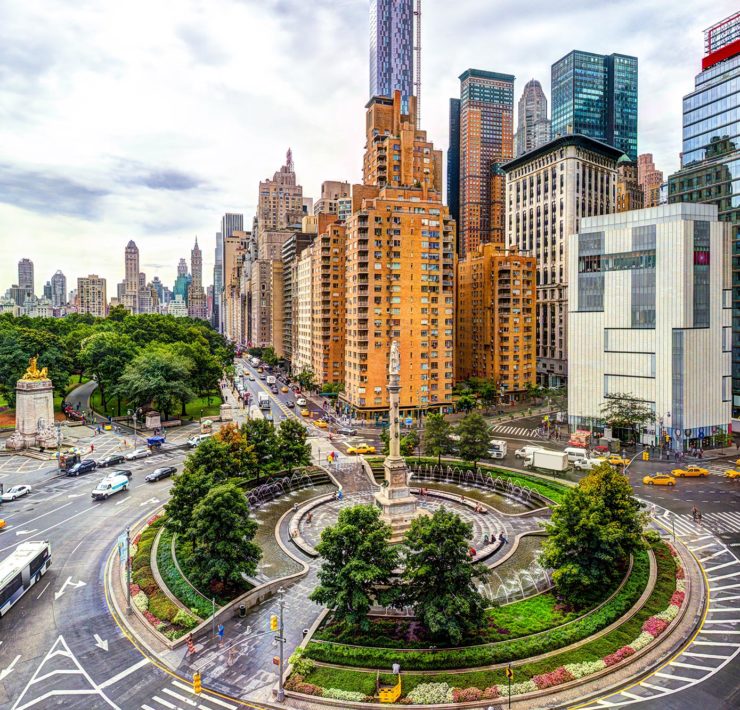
<box><xmin>0</xmin><ymin>0</ymin><xmax>734</xmax><ymax>295</ymax></box>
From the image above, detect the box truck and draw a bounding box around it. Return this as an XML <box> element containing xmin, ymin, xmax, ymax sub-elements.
<box><xmin>524</xmin><ymin>449</ymin><xmax>569</xmax><ymax>472</ymax></box>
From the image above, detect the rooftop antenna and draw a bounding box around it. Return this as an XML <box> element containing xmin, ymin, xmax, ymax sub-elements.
<box><xmin>286</xmin><ymin>147</ymin><xmax>294</xmax><ymax>172</ymax></box>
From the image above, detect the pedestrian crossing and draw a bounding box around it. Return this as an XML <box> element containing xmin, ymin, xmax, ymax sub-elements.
<box><xmin>490</xmin><ymin>424</ymin><xmax>544</xmax><ymax>440</ymax></box>
<box><xmin>141</xmin><ymin>679</ymin><xmax>240</xmax><ymax>710</ymax></box>
<box><xmin>659</xmin><ymin>508</ymin><xmax>740</xmax><ymax>536</ymax></box>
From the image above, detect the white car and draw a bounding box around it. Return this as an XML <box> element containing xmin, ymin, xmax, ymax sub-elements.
<box><xmin>573</xmin><ymin>458</ymin><xmax>598</xmax><ymax>471</ymax></box>
<box><xmin>125</xmin><ymin>447</ymin><xmax>151</xmax><ymax>461</ymax></box>
<box><xmin>296</xmin><ymin>397</ymin><xmax>307</xmax><ymax>407</ymax></box>
<box><xmin>1</xmin><ymin>485</ymin><xmax>32</xmax><ymax>502</ymax></box>
<box><xmin>187</xmin><ymin>434</ymin><xmax>211</xmax><ymax>448</ymax></box>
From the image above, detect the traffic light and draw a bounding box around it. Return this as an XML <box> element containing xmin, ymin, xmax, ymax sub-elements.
<box><xmin>193</xmin><ymin>672</ymin><xmax>202</xmax><ymax>694</ymax></box>
<box><xmin>642</xmin><ymin>451</ymin><xmax>649</xmax><ymax>461</ymax></box>
<box><xmin>270</xmin><ymin>614</ymin><xmax>278</xmax><ymax>631</ymax></box>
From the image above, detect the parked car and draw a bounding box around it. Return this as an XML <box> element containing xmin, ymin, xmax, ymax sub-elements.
<box><xmin>1</xmin><ymin>485</ymin><xmax>32</xmax><ymax>501</ymax></box>
<box><xmin>642</xmin><ymin>473</ymin><xmax>676</xmax><ymax>486</ymax></box>
<box><xmin>67</xmin><ymin>459</ymin><xmax>97</xmax><ymax>476</ymax></box>
<box><xmin>347</xmin><ymin>443</ymin><xmax>376</xmax><ymax>455</ymax></box>
<box><xmin>124</xmin><ymin>447</ymin><xmax>151</xmax><ymax>461</ymax></box>
<box><xmin>573</xmin><ymin>458</ymin><xmax>598</xmax><ymax>471</ymax></box>
<box><xmin>336</xmin><ymin>426</ymin><xmax>357</xmax><ymax>436</ymax></box>
<box><xmin>187</xmin><ymin>434</ymin><xmax>211</xmax><ymax>448</ymax></box>
<box><xmin>671</xmin><ymin>465</ymin><xmax>708</xmax><ymax>477</ymax></box>
<box><xmin>296</xmin><ymin>397</ymin><xmax>307</xmax><ymax>407</ymax></box>
<box><xmin>145</xmin><ymin>466</ymin><xmax>177</xmax><ymax>482</ymax></box>
<box><xmin>97</xmin><ymin>453</ymin><xmax>125</xmax><ymax>468</ymax></box>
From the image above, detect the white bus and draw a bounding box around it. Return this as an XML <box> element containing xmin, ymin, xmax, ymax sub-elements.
<box><xmin>0</xmin><ymin>541</ymin><xmax>52</xmax><ymax>617</ymax></box>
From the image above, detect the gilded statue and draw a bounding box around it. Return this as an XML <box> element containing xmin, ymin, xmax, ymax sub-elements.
<box><xmin>21</xmin><ymin>356</ymin><xmax>49</xmax><ymax>381</ymax></box>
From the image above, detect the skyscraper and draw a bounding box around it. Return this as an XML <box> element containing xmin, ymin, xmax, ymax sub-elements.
<box><xmin>173</xmin><ymin>258</ymin><xmax>191</xmax><ymax>305</ymax></box>
<box><xmin>123</xmin><ymin>241</ymin><xmax>140</xmax><ymax>313</ymax></box>
<box><xmin>447</xmin><ymin>98</ymin><xmax>461</xmax><ymax>228</ymax></box>
<box><xmin>213</xmin><ymin>232</ymin><xmax>223</xmax><ymax>330</ymax></box>
<box><xmin>667</xmin><ymin>11</ymin><xmax>740</xmax><ymax>419</ymax></box>
<box><xmin>50</xmin><ymin>270</ymin><xmax>66</xmax><ymax>308</ymax></box>
<box><xmin>637</xmin><ymin>154</ymin><xmax>664</xmax><ymax>208</ymax></box>
<box><xmin>18</xmin><ymin>258</ymin><xmax>34</xmax><ymax>296</ymax></box>
<box><xmin>551</xmin><ymin>51</ymin><xmax>638</xmax><ymax>160</ymax></box>
<box><xmin>369</xmin><ymin>0</ymin><xmax>414</xmax><ymax>107</ymax></box>
<box><xmin>514</xmin><ymin>79</ymin><xmax>551</xmax><ymax>157</ymax></box>
<box><xmin>188</xmin><ymin>238</ymin><xmax>208</xmax><ymax>320</ymax></box>
<box><xmin>77</xmin><ymin>275</ymin><xmax>107</xmax><ymax>317</ymax></box>
<box><xmin>456</xmin><ymin>69</ymin><xmax>515</xmax><ymax>258</ymax></box>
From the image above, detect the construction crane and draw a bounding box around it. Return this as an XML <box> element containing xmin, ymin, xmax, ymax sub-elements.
<box><xmin>414</xmin><ymin>0</ymin><xmax>421</xmax><ymax>128</ymax></box>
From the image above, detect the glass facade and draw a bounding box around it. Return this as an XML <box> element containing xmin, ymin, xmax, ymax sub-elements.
<box><xmin>369</xmin><ymin>0</ymin><xmax>413</xmax><ymax>106</ymax></box>
<box><xmin>551</xmin><ymin>51</ymin><xmax>638</xmax><ymax>160</ymax></box>
<box><xmin>670</xmin><ymin>42</ymin><xmax>740</xmax><ymax>415</ymax></box>
<box><xmin>447</xmin><ymin>98</ymin><xmax>461</xmax><ymax>228</ymax></box>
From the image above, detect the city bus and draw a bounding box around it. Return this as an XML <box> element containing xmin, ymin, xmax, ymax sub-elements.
<box><xmin>0</xmin><ymin>541</ymin><xmax>52</xmax><ymax>617</ymax></box>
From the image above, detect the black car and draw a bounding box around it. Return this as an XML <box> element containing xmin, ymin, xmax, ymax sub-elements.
<box><xmin>108</xmin><ymin>468</ymin><xmax>133</xmax><ymax>479</ymax></box>
<box><xmin>97</xmin><ymin>453</ymin><xmax>125</xmax><ymax>468</ymax></box>
<box><xmin>145</xmin><ymin>466</ymin><xmax>177</xmax><ymax>482</ymax></box>
<box><xmin>67</xmin><ymin>459</ymin><xmax>97</xmax><ymax>476</ymax></box>
<box><xmin>286</xmin><ymin>400</ymin><xmax>295</xmax><ymax>408</ymax></box>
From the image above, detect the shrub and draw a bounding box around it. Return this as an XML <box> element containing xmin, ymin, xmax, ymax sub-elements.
<box><xmin>564</xmin><ymin>660</ymin><xmax>606</xmax><ymax>679</ymax></box>
<box><xmin>629</xmin><ymin>632</ymin><xmax>654</xmax><ymax>651</ymax></box>
<box><xmin>643</xmin><ymin>530</ymin><xmax>661</xmax><ymax>544</ymax></box>
<box><xmin>293</xmin><ymin>682</ymin><xmax>323</xmax><ymax>696</ymax></box>
<box><xmin>289</xmin><ymin>648</ymin><xmax>316</xmax><ymax>677</ymax></box>
<box><xmin>143</xmin><ymin>610</ymin><xmax>161</xmax><ymax>627</ymax></box>
<box><xmin>322</xmin><ymin>688</ymin><xmax>367</xmax><ymax>702</ymax></box>
<box><xmin>482</xmin><ymin>686</ymin><xmax>500</xmax><ymax>699</ymax></box>
<box><xmin>284</xmin><ymin>674</ymin><xmax>304</xmax><ymax>691</ymax></box>
<box><xmin>642</xmin><ymin>617</ymin><xmax>668</xmax><ymax>637</ymax></box>
<box><xmin>133</xmin><ymin>592</ymin><xmax>149</xmax><ymax>612</ymax></box>
<box><xmin>407</xmin><ymin>683</ymin><xmax>454</xmax><ymax>705</ymax></box>
<box><xmin>509</xmin><ymin>680</ymin><xmax>537</xmax><ymax>695</ymax></box>
<box><xmin>172</xmin><ymin>610</ymin><xmax>199</xmax><ymax>630</ymax></box>
<box><xmin>603</xmin><ymin>646</ymin><xmax>635</xmax><ymax>666</ymax></box>
<box><xmin>148</xmin><ymin>592</ymin><xmax>180</xmax><ymax>623</ymax></box>
<box><xmin>533</xmin><ymin>666</ymin><xmax>574</xmax><ymax>689</ymax></box>
<box><xmin>671</xmin><ymin>591</ymin><xmax>685</xmax><ymax>606</ymax></box>
<box><xmin>452</xmin><ymin>687</ymin><xmax>482</xmax><ymax>702</ymax></box>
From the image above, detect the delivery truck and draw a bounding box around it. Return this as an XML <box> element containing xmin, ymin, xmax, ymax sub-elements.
<box><xmin>524</xmin><ymin>449</ymin><xmax>569</xmax><ymax>472</ymax></box>
<box><xmin>257</xmin><ymin>391</ymin><xmax>271</xmax><ymax>410</ymax></box>
<box><xmin>488</xmin><ymin>440</ymin><xmax>507</xmax><ymax>459</ymax></box>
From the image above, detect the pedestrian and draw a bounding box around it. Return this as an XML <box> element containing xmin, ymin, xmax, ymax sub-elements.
<box><xmin>392</xmin><ymin>662</ymin><xmax>401</xmax><ymax>675</ymax></box>
<box><xmin>306</xmin><ymin>511</ymin><xmax>313</xmax><ymax>524</ymax></box>
<box><xmin>227</xmin><ymin>645</ymin><xmax>237</xmax><ymax>666</ymax></box>
<box><xmin>692</xmin><ymin>506</ymin><xmax>698</xmax><ymax>522</ymax></box>
<box><xmin>91</xmin><ymin>444</ymin><xmax>94</xmax><ymax>453</ymax></box>
<box><xmin>293</xmin><ymin>503</ymin><xmax>298</xmax><ymax>514</ymax></box>
<box><xmin>217</xmin><ymin>623</ymin><xmax>225</xmax><ymax>646</ymax></box>
<box><xmin>498</xmin><ymin>532</ymin><xmax>508</xmax><ymax>545</ymax></box>
<box><xmin>697</xmin><ymin>510</ymin><xmax>703</xmax><ymax>523</ymax></box>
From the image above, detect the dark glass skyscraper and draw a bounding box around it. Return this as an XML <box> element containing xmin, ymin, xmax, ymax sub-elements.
<box><xmin>551</xmin><ymin>50</ymin><xmax>638</xmax><ymax>160</ymax></box>
<box><xmin>369</xmin><ymin>0</ymin><xmax>413</xmax><ymax>104</ymax></box>
<box><xmin>447</xmin><ymin>98</ymin><xmax>461</xmax><ymax>229</ymax></box>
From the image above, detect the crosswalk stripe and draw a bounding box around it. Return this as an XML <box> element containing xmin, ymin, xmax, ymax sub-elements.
<box><xmin>170</xmin><ymin>683</ymin><xmax>238</xmax><ymax>710</ymax></box>
<box><xmin>162</xmin><ymin>688</ymin><xmax>197</xmax><ymax>707</ymax></box>
<box><xmin>671</xmin><ymin>661</ymin><xmax>716</xmax><ymax>671</ymax></box>
<box><xmin>708</xmin><ymin>570</ymin><xmax>740</xmax><ymax>583</ymax></box>
<box><xmin>700</xmin><ymin>548</ymin><xmax>729</xmax><ymax>563</ymax></box>
<box><xmin>681</xmin><ymin>651</ymin><xmax>730</xmax><ymax>659</ymax></box>
<box><xmin>151</xmin><ymin>697</ymin><xmax>178</xmax><ymax>710</ymax></box>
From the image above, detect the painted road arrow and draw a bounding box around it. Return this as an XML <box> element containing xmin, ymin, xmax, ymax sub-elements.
<box><xmin>0</xmin><ymin>654</ymin><xmax>21</xmax><ymax>681</ymax></box>
<box><xmin>139</xmin><ymin>497</ymin><xmax>160</xmax><ymax>507</ymax></box>
<box><xmin>54</xmin><ymin>576</ymin><xmax>87</xmax><ymax>600</ymax></box>
<box><xmin>15</xmin><ymin>529</ymin><xmax>38</xmax><ymax>536</ymax></box>
<box><xmin>67</xmin><ymin>493</ymin><xmax>84</xmax><ymax>498</ymax></box>
<box><xmin>93</xmin><ymin>634</ymin><xmax>108</xmax><ymax>651</ymax></box>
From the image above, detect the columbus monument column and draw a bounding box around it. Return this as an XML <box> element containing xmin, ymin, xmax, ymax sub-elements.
<box><xmin>374</xmin><ymin>340</ymin><xmax>423</xmax><ymax>542</ymax></box>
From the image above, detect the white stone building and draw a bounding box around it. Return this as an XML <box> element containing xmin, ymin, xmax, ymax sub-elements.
<box><xmin>167</xmin><ymin>295</ymin><xmax>188</xmax><ymax>318</ymax></box>
<box><xmin>292</xmin><ymin>248</ymin><xmax>313</xmax><ymax>375</ymax></box>
<box><xmin>568</xmin><ymin>203</ymin><xmax>731</xmax><ymax>451</ymax></box>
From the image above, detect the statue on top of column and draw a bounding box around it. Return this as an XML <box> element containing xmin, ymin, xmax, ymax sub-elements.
<box><xmin>389</xmin><ymin>340</ymin><xmax>400</xmax><ymax>377</ymax></box>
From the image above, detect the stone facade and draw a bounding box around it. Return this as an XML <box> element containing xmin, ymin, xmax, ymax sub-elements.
<box><xmin>6</xmin><ymin>377</ymin><xmax>56</xmax><ymax>451</ymax></box>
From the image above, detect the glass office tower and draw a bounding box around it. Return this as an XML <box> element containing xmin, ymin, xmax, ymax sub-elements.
<box><xmin>369</xmin><ymin>0</ymin><xmax>413</xmax><ymax>105</ymax></box>
<box><xmin>551</xmin><ymin>50</ymin><xmax>638</xmax><ymax>160</ymax></box>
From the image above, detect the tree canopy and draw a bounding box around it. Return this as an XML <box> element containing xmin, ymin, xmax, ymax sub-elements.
<box><xmin>455</xmin><ymin>412</ymin><xmax>491</xmax><ymax>465</ymax></box>
<box><xmin>423</xmin><ymin>413</ymin><xmax>453</xmax><ymax>464</ymax></box>
<box><xmin>600</xmin><ymin>393</ymin><xmax>654</xmax><ymax>438</ymax></box>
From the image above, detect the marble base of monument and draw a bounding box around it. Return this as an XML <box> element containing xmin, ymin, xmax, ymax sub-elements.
<box><xmin>374</xmin><ymin>457</ymin><xmax>428</xmax><ymax>543</ymax></box>
<box><xmin>6</xmin><ymin>379</ymin><xmax>57</xmax><ymax>451</ymax></box>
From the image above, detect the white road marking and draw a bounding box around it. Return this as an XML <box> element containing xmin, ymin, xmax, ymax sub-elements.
<box><xmin>654</xmin><ymin>671</ymin><xmax>696</xmax><ymax>682</ymax></box>
<box><xmin>53</xmin><ymin>576</ymin><xmax>86</xmax><ymax>600</ymax></box>
<box><xmin>35</xmin><ymin>582</ymin><xmax>50</xmax><ymax>599</ymax></box>
<box><xmin>708</xmin><ymin>570</ymin><xmax>740</xmax><ymax>583</ymax></box>
<box><xmin>93</xmin><ymin>634</ymin><xmax>108</xmax><ymax>651</ymax></box>
<box><xmin>98</xmin><ymin>658</ymin><xmax>149</xmax><ymax>689</ymax></box>
<box><xmin>0</xmin><ymin>506</ymin><xmax>92</xmax><ymax>554</ymax></box>
<box><xmin>0</xmin><ymin>655</ymin><xmax>21</xmax><ymax>681</ymax></box>
<box><xmin>670</xmin><ymin>661</ymin><xmax>716</xmax><ymax>671</ymax></box>
<box><xmin>162</xmin><ymin>687</ymin><xmax>197</xmax><ymax>706</ymax></box>
<box><xmin>704</xmin><ymin>561</ymin><xmax>736</xmax><ymax>573</ymax></box>
<box><xmin>14</xmin><ymin>529</ymin><xmax>38</xmax><ymax>537</ymax></box>
<box><xmin>151</xmin><ymin>696</ymin><xmax>177</xmax><ymax>709</ymax></box>
<box><xmin>170</xmin><ymin>683</ymin><xmax>237</xmax><ymax>710</ymax></box>
<box><xmin>681</xmin><ymin>652</ymin><xmax>729</xmax><ymax>659</ymax></box>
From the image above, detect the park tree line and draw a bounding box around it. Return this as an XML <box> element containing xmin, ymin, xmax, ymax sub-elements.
<box><xmin>0</xmin><ymin>309</ymin><xmax>233</xmax><ymax>419</ymax></box>
<box><xmin>164</xmin><ymin>419</ymin><xmax>311</xmax><ymax>594</ymax></box>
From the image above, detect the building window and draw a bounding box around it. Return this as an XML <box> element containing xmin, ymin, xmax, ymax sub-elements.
<box><xmin>631</xmin><ymin>269</ymin><xmax>656</xmax><ymax>328</ymax></box>
<box><xmin>693</xmin><ymin>221</ymin><xmax>710</xmax><ymax>328</ymax></box>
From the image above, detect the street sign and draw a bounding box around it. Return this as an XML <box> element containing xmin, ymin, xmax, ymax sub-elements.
<box><xmin>505</xmin><ymin>666</ymin><xmax>514</xmax><ymax>680</ymax></box>
<box><xmin>117</xmin><ymin>532</ymin><xmax>128</xmax><ymax>563</ymax></box>
<box><xmin>272</xmin><ymin>656</ymin><xmax>280</xmax><ymax>666</ymax></box>
<box><xmin>405</xmin><ymin>417</ymin><xmax>413</xmax><ymax>426</ymax></box>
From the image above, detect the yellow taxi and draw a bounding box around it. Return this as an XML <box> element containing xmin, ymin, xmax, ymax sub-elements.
<box><xmin>300</xmin><ymin>408</ymin><xmax>311</xmax><ymax>417</ymax></box>
<box><xmin>0</xmin><ymin>519</ymin><xmax>6</xmax><ymax>530</ymax></box>
<box><xmin>606</xmin><ymin>454</ymin><xmax>630</xmax><ymax>466</ymax></box>
<box><xmin>671</xmin><ymin>465</ymin><xmax>708</xmax><ymax>478</ymax></box>
<box><xmin>347</xmin><ymin>443</ymin><xmax>376</xmax><ymax>455</ymax></box>
<box><xmin>281</xmin><ymin>386</ymin><xmax>289</xmax><ymax>393</ymax></box>
<box><xmin>642</xmin><ymin>473</ymin><xmax>676</xmax><ymax>487</ymax></box>
<box><xmin>725</xmin><ymin>469</ymin><xmax>740</xmax><ymax>479</ymax></box>
<box><xmin>315</xmin><ymin>420</ymin><xmax>329</xmax><ymax>429</ymax></box>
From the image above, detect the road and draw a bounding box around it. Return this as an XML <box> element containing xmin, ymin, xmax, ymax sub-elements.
<box><xmin>0</xmin><ymin>437</ymin><xmax>260</xmax><ymax>710</ymax></box>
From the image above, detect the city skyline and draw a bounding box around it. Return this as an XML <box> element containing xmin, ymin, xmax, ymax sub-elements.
<box><xmin>0</xmin><ymin>0</ymin><xmax>734</xmax><ymax>290</ymax></box>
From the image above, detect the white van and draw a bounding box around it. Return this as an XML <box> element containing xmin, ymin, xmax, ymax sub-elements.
<box><xmin>92</xmin><ymin>474</ymin><xmax>129</xmax><ymax>501</ymax></box>
<box><xmin>187</xmin><ymin>433</ymin><xmax>211</xmax><ymax>448</ymax></box>
<box><xmin>564</xmin><ymin>446</ymin><xmax>591</xmax><ymax>462</ymax></box>
<box><xmin>515</xmin><ymin>445</ymin><xmax>545</xmax><ymax>459</ymax></box>
<box><xmin>488</xmin><ymin>440</ymin><xmax>507</xmax><ymax>459</ymax></box>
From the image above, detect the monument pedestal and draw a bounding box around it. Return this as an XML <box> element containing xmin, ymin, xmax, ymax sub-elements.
<box><xmin>6</xmin><ymin>377</ymin><xmax>56</xmax><ymax>451</ymax></box>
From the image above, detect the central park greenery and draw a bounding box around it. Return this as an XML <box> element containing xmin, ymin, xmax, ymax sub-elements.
<box><xmin>301</xmin><ymin>465</ymin><xmax>648</xmax><ymax>677</ymax></box>
<box><xmin>0</xmin><ymin>308</ymin><xmax>232</xmax><ymax>419</ymax></box>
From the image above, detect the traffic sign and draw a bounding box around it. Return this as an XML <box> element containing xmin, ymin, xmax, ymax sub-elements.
<box><xmin>505</xmin><ymin>666</ymin><xmax>514</xmax><ymax>680</ymax></box>
<box><xmin>405</xmin><ymin>417</ymin><xmax>413</xmax><ymax>426</ymax></box>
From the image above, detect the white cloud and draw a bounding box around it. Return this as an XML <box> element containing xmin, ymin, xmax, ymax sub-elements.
<box><xmin>0</xmin><ymin>0</ymin><xmax>736</xmax><ymax>293</ymax></box>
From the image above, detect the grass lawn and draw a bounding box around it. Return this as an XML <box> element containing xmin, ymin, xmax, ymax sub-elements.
<box><xmin>88</xmin><ymin>391</ymin><xmax>221</xmax><ymax>421</ymax></box>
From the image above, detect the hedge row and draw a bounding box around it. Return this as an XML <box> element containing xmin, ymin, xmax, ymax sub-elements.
<box><xmin>304</xmin><ymin>548</ymin><xmax>649</xmax><ymax>670</ymax></box>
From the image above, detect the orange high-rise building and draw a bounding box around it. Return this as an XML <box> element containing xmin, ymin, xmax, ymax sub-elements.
<box><xmin>456</xmin><ymin>244</ymin><xmax>536</xmax><ymax>397</ymax></box>
<box><xmin>342</xmin><ymin>92</ymin><xmax>455</xmax><ymax>420</ymax></box>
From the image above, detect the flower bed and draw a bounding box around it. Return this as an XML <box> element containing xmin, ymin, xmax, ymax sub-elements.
<box><xmin>297</xmin><ymin>538</ymin><xmax>685</xmax><ymax>702</ymax></box>
<box><xmin>304</xmin><ymin>548</ymin><xmax>649</xmax><ymax>670</ymax></box>
<box><xmin>129</xmin><ymin>515</ymin><xmax>199</xmax><ymax>640</ymax></box>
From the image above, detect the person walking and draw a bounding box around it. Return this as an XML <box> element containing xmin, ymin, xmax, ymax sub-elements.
<box><xmin>691</xmin><ymin>506</ymin><xmax>699</xmax><ymax>522</ymax></box>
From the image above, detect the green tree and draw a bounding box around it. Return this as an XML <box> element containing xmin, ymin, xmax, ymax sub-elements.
<box><xmin>114</xmin><ymin>345</ymin><xmax>194</xmax><ymax>420</ymax></box>
<box><xmin>171</xmin><ymin>340</ymin><xmax>222</xmax><ymax>402</ymax></box>
<box><xmin>187</xmin><ymin>483</ymin><xmax>261</xmax><ymax>591</ymax></box>
<box><xmin>455</xmin><ymin>412</ymin><xmax>491</xmax><ymax>465</ymax></box>
<box><xmin>310</xmin><ymin>505</ymin><xmax>398</xmax><ymax>629</ymax></box>
<box><xmin>541</xmin><ymin>464</ymin><xmax>646</xmax><ymax>607</ymax></box>
<box><xmin>296</xmin><ymin>368</ymin><xmax>316</xmax><ymax>392</ymax></box>
<box><xmin>379</xmin><ymin>426</ymin><xmax>390</xmax><ymax>456</ymax></box>
<box><xmin>165</xmin><ymin>466</ymin><xmax>214</xmax><ymax>542</ymax></box>
<box><xmin>478</xmin><ymin>380</ymin><xmax>498</xmax><ymax>411</ymax></box>
<box><xmin>242</xmin><ymin>418</ymin><xmax>280</xmax><ymax>477</ymax></box>
<box><xmin>423</xmin><ymin>413</ymin><xmax>452</xmax><ymax>465</ymax></box>
<box><xmin>276</xmin><ymin>418</ymin><xmax>311</xmax><ymax>473</ymax></box>
<box><xmin>600</xmin><ymin>393</ymin><xmax>654</xmax><ymax>443</ymax></box>
<box><xmin>107</xmin><ymin>304</ymin><xmax>129</xmax><ymax>322</ymax></box>
<box><xmin>455</xmin><ymin>393</ymin><xmax>477</xmax><ymax>413</ymax></box>
<box><xmin>80</xmin><ymin>331</ymin><xmax>137</xmax><ymax>411</ymax></box>
<box><xmin>212</xmin><ymin>423</ymin><xmax>258</xmax><ymax>477</ymax></box>
<box><xmin>402</xmin><ymin>508</ymin><xmax>486</xmax><ymax>644</ymax></box>
<box><xmin>261</xmin><ymin>346</ymin><xmax>279</xmax><ymax>367</ymax></box>
<box><xmin>401</xmin><ymin>429</ymin><xmax>419</xmax><ymax>457</ymax></box>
